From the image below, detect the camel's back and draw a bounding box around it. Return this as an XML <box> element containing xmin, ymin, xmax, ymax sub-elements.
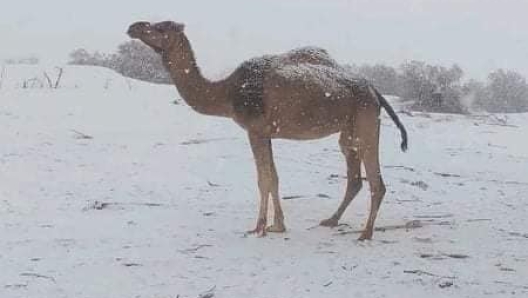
<box><xmin>277</xmin><ymin>46</ymin><xmax>338</xmax><ymax>67</ymax></box>
<box><xmin>230</xmin><ymin>47</ymin><xmax>373</xmax><ymax>125</ymax></box>
<box><xmin>231</xmin><ymin>47</ymin><xmax>336</xmax><ymax>118</ymax></box>
<box><xmin>272</xmin><ymin>63</ymin><xmax>364</xmax><ymax>94</ymax></box>
<box><xmin>244</xmin><ymin>46</ymin><xmax>337</xmax><ymax>68</ymax></box>
<box><xmin>265</xmin><ymin>47</ymin><xmax>366</xmax><ymax>96</ymax></box>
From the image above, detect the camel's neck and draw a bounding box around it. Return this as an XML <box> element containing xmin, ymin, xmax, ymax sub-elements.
<box><xmin>162</xmin><ymin>34</ymin><xmax>232</xmax><ymax>117</ymax></box>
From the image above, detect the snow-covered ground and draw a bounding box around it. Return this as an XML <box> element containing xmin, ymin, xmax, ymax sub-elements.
<box><xmin>1</xmin><ymin>65</ymin><xmax>527</xmax><ymax>298</ymax></box>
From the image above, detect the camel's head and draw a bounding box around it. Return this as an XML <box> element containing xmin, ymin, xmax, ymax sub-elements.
<box><xmin>127</xmin><ymin>21</ymin><xmax>185</xmax><ymax>53</ymax></box>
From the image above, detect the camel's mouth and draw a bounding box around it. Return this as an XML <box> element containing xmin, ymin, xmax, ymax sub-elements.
<box><xmin>127</xmin><ymin>21</ymin><xmax>165</xmax><ymax>53</ymax></box>
<box><xmin>127</xmin><ymin>21</ymin><xmax>154</xmax><ymax>39</ymax></box>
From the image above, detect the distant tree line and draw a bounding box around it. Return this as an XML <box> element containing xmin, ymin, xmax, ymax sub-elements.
<box><xmin>4</xmin><ymin>56</ymin><xmax>40</xmax><ymax>65</ymax></box>
<box><xmin>348</xmin><ymin>61</ymin><xmax>528</xmax><ymax>114</ymax></box>
<box><xmin>68</xmin><ymin>42</ymin><xmax>528</xmax><ymax>114</ymax></box>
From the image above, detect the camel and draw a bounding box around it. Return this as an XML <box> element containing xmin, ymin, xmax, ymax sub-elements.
<box><xmin>127</xmin><ymin>21</ymin><xmax>408</xmax><ymax>240</ymax></box>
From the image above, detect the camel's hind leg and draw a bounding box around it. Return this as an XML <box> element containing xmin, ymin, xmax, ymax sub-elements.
<box><xmin>356</xmin><ymin>109</ymin><xmax>386</xmax><ymax>241</ymax></box>
<box><xmin>320</xmin><ymin>129</ymin><xmax>362</xmax><ymax>227</ymax></box>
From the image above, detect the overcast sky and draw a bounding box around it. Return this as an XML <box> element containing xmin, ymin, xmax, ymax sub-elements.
<box><xmin>1</xmin><ymin>0</ymin><xmax>527</xmax><ymax>80</ymax></box>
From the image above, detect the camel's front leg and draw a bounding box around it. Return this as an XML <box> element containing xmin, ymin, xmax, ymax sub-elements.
<box><xmin>246</xmin><ymin>133</ymin><xmax>285</xmax><ymax>236</ymax></box>
<box><xmin>266</xmin><ymin>143</ymin><xmax>286</xmax><ymax>233</ymax></box>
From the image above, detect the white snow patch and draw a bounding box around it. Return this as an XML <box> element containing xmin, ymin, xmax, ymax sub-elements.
<box><xmin>1</xmin><ymin>65</ymin><xmax>528</xmax><ymax>298</ymax></box>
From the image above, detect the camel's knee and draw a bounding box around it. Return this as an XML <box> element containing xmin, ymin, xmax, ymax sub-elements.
<box><xmin>370</xmin><ymin>179</ymin><xmax>386</xmax><ymax>208</ymax></box>
<box><xmin>349</xmin><ymin>177</ymin><xmax>363</xmax><ymax>195</ymax></box>
<box><xmin>374</xmin><ymin>179</ymin><xmax>386</xmax><ymax>196</ymax></box>
<box><xmin>374</xmin><ymin>180</ymin><xmax>386</xmax><ymax>193</ymax></box>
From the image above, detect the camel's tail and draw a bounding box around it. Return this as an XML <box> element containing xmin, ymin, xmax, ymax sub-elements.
<box><xmin>373</xmin><ymin>88</ymin><xmax>408</xmax><ymax>152</ymax></box>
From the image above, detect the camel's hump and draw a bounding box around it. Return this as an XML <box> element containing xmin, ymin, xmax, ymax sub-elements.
<box><xmin>274</xmin><ymin>63</ymin><xmax>366</xmax><ymax>92</ymax></box>
<box><xmin>244</xmin><ymin>46</ymin><xmax>337</xmax><ymax>68</ymax></box>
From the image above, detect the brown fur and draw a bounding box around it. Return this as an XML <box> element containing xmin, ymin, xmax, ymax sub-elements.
<box><xmin>128</xmin><ymin>20</ymin><xmax>408</xmax><ymax>240</ymax></box>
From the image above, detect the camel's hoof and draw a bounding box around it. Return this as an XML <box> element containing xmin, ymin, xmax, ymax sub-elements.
<box><xmin>358</xmin><ymin>232</ymin><xmax>373</xmax><ymax>241</ymax></box>
<box><xmin>246</xmin><ymin>222</ymin><xmax>267</xmax><ymax>237</ymax></box>
<box><xmin>319</xmin><ymin>218</ymin><xmax>339</xmax><ymax>227</ymax></box>
<box><xmin>266</xmin><ymin>224</ymin><xmax>286</xmax><ymax>233</ymax></box>
<box><xmin>246</xmin><ymin>228</ymin><xmax>267</xmax><ymax>237</ymax></box>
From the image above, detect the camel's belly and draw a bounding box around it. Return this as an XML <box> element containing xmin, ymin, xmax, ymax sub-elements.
<box><xmin>236</xmin><ymin>75</ymin><xmax>361</xmax><ymax>139</ymax></box>
<box><xmin>267</xmin><ymin>110</ymin><xmax>346</xmax><ymax>140</ymax></box>
<box><xmin>271</xmin><ymin>127</ymin><xmax>340</xmax><ymax>140</ymax></box>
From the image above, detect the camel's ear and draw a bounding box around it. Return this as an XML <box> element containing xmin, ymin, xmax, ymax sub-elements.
<box><xmin>154</xmin><ymin>21</ymin><xmax>185</xmax><ymax>33</ymax></box>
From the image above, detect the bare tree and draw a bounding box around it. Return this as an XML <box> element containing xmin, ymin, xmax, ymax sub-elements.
<box><xmin>477</xmin><ymin>69</ymin><xmax>528</xmax><ymax>113</ymax></box>
<box><xmin>43</xmin><ymin>67</ymin><xmax>64</xmax><ymax>89</ymax></box>
<box><xmin>4</xmin><ymin>56</ymin><xmax>40</xmax><ymax>65</ymax></box>
<box><xmin>399</xmin><ymin>60</ymin><xmax>432</xmax><ymax>105</ymax></box>
<box><xmin>67</xmin><ymin>41</ymin><xmax>170</xmax><ymax>84</ymax></box>
<box><xmin>68</xmin><ymin>49</ymin><xmax>110</xmax><ymax>67</ymax></box>
<box><xmin>111</xmin><ymin>41</ymin><xmax>170</xmax><ymax>84</ymax></box>
<box><xmin>355</xmin><ymin>64</ymin><xmax>402</xmax><ymax>96</ymax></box>
<box><xmin>399</xmin><ymin>61</ymin><xmax>466</xmax><ymax>114</ymax></box>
